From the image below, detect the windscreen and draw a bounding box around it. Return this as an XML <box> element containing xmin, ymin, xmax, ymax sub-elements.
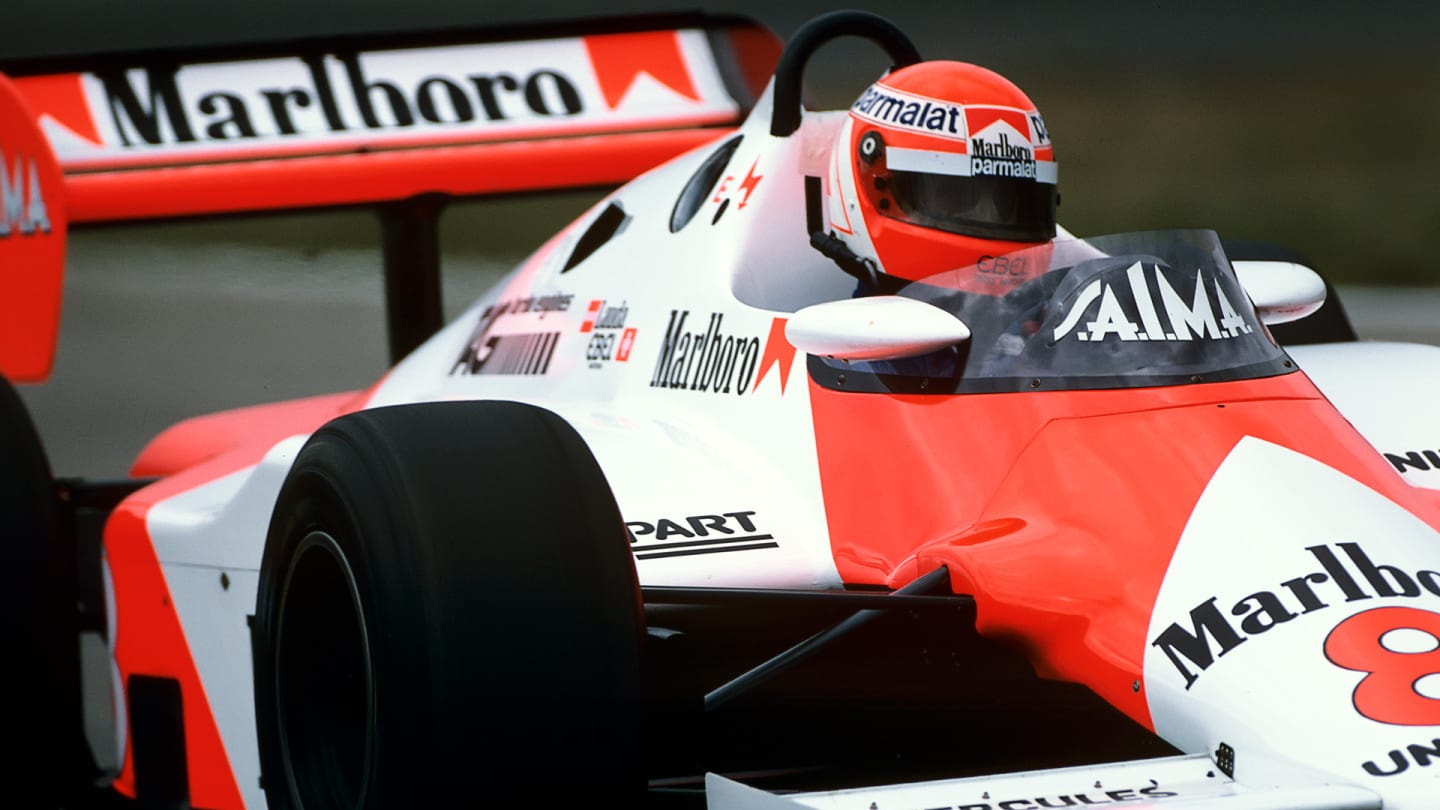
<box><xmin>811</xmin><ymin>230</ymin><xmax>1294</xmax><ymax>394</ymax></box>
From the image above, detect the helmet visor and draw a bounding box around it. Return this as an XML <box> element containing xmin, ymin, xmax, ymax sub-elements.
<box><xmin>887</xmin><ymin>169</ymin><xmax>1057</xmax><ymax>243</ymax></box>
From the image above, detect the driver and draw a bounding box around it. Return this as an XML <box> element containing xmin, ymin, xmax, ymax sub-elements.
<box><xmin>813</xmin><ymin>60</ymin><xmax>1060</xmax><ymax>296</ymax></box>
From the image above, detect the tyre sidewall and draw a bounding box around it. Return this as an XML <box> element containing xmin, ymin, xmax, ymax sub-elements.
<box><xmin>255</xmin><ymin>402</ymin><xmax>644</xmax><ymax>808</ymax></box>
<box><xmin>0</xmin><ymin>375</ymin><xmax>85</xmax><ymax>805</ymax></box>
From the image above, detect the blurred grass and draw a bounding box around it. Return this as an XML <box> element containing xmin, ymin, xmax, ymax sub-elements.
<box><xmin>102</xmin><ymin>54</ymin><xmax>1439</xmax><ymax>288</ymax></box>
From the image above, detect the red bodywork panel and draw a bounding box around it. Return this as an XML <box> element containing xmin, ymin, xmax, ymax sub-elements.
<box><xmin>108</xmin><ymin>390</ymin><xmax>370</xmax><ymax>803</ymax></box>
<box><xmin>0</xmin><ymin>75</ymin><xmax>67</xmax><ymax>382</ymax></box>
<box><xmin>809</xmin><ymin>370</ymin><xmax>1440</xmax><ymax>730</ymax></box>
<box><xmin>130</xmin><ymin>391</ymin><xmax>365</xmax><ymax>478</ymax></box>
<box><xmin>61</xmin><ymin>129</ymin><xmax>729</xmax><ymax>224</ymax></box>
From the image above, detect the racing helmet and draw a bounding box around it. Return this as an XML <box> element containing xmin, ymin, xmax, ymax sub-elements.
<box><xmin>822</xmin><ymin>61</ymin><xmax>1058</xmax><ymax>290</ymax></box>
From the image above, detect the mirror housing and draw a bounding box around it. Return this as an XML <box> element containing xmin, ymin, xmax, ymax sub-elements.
<box><xmin>786</xmin><ymin>296</ymin><xmax>970</xmax><ymax>361</ymax></box>
<box><xmin>1232</xmin><ymin>260</ymin><xmax>1327</xmax><ymax>325</ymax></box>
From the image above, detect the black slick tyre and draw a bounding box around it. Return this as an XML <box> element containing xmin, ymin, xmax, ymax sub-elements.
<box><xmin>252</xmin><ymin>401</ymin><xmax>645</xmax><ymax>808</ymax></box>
<box><xmin>0</xmin><ymin>375</ymin><xmax>86</xmax><ymax>808</ymax></box>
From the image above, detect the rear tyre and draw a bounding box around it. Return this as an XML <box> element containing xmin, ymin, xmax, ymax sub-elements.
<box><xmin>0</xmin><ymin>375</ymin><xmax>87</xmax><ymax>807</ymax></box>
<box><xmin>253</xmin><ymin>401</ymin><xmax>645</xmax><ymax>808</ymax></box>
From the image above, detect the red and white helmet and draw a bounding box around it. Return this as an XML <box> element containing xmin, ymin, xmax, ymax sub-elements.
<box><xmin>825</xmin><ymin>61</ymin><xmax>1058</xmax><ymax>289</ymax></box>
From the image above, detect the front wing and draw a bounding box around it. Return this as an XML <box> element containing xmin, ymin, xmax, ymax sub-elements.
<box><xmin>707</xmin><ymin>754</ymin><xmax>1380</xmax><ymax>810</ymax></box>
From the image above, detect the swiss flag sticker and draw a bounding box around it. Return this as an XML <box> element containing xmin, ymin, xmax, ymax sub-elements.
<box><xmin>616</xmin><ymin>327</ymin><xmax>637</xmax><ymax>362</ymax></box>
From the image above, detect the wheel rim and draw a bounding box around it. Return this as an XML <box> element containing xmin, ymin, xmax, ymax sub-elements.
<box><xmin>274</xmin><ymin>531</ymin><xmax>375</xmax><ymax>810</ymax></box>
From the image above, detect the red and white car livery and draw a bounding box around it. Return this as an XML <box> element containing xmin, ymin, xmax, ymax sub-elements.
<box><xmin>3</xmin><ymin>10</ymin><xmax>1439</xmax><ymax>810</ymax></box>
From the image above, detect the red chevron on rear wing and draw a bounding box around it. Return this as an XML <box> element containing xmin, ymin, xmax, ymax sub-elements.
<box><xmin>4</xmin><ymin>13</ymin><xmax>780</xmax><ymax>222</ymax></box>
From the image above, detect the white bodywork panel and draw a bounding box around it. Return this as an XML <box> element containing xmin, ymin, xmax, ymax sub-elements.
<box><xmin>1144</xmin><ymin>437</ymin><xmax>1440</xmax><ymax>809</ymax></box>
<box><xmin>706</xmin><ymin>754</ymin><xmax>1380</xmax><ymax>810</ymax></box>
<box><xmin>1290</xmin><ymin>341</ymin><xmax>1440</xmax><ymax>491</ymax></box>
<box><xmin>145</xmin><ymin>437</ymin><xmax>309</xmax><ymax>810</ymax></box>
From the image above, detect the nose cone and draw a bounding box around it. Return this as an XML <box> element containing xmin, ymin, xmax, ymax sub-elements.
<box><xmin>1145</xmin><ymin>436</ymin><xmax>1440</xmax><ymax>807</ymax></box>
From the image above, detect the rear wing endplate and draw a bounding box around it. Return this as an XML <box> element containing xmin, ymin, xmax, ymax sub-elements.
<box><xmin>0</xmin><ymin>74</ymin><xmax>66</xmax><ymax>382</ymax></box>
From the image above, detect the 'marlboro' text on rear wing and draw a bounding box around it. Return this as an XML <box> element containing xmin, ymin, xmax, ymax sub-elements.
<box><xmin>0</xmin><ymin>14</ymin><xmax>781</xmax><ymax>379</ymax></box>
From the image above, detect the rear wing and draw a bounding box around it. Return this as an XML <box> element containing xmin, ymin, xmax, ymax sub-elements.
<box><xmin>0</xmin><ymin>13</ymin><xmax>781</xmax><ymax>379</ymax></box>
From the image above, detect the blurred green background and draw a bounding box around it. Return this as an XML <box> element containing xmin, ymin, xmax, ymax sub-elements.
<box><xmin>1030</xmin><ymin>53</ymin><xmax>1440</xmax><ymax>285</ymax></box>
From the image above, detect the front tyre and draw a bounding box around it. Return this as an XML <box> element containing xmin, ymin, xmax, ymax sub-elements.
<box><xmin>253</xmin><ymin>401</ymin><xmax>645</xmax><ymax>808</ymax></box>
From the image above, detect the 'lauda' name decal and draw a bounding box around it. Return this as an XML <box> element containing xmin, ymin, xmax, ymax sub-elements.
<box><xmin>581</xmin><ymin>298</ymin><xmax>636</xmax><ymax>368</ymax></box>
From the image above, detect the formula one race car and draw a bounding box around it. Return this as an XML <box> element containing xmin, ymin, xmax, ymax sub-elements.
<box><xmin>4</xmin><ymin>10</ymin><xmax>1440</xmax><ymax>810</ymax></box>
